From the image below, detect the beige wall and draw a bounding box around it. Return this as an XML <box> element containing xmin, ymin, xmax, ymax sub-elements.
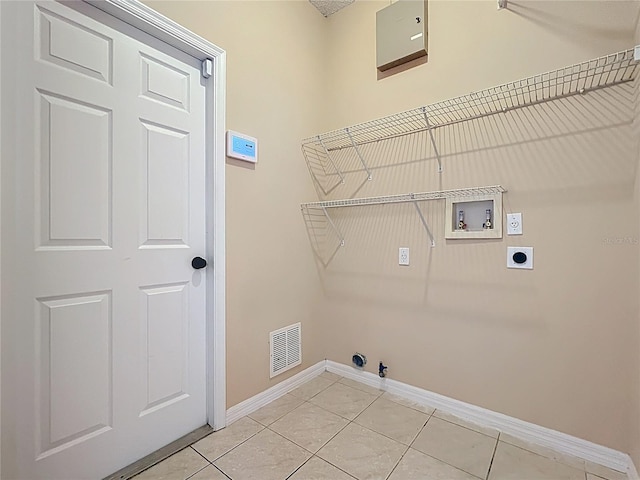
<box><xmin>317</xmin><ymin>0</ymin><xmax>640</xmax><ymax>455</ymax></box>
<box><xmin>324</xmin><ymin>0</ymin><xmax>639</xmax><ymax>129</ymax></box>
<box><xmin>631</xmin><ymin>10</ymin><xmax>640</xmax><ymax>468</ymax></box>
<box><xmin>144</xmin><ymin>0</ymin><xmax>328</xmax><ymax>407</ymax></box>
<box><xmin>147</xmin><ymin>0</ymin><xmax>640</xmax><ymax>459</ymax></box>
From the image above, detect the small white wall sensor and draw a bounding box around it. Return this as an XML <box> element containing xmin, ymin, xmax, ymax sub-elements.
<box><xmin>226</xmin><ymin>130</ymin><xmax>258</xmax><ymax>163</ymax></box>
<box><xmin>201</xmin><ymin>59</ymin><xmax>213</xmax><ymax>79</ymax></box>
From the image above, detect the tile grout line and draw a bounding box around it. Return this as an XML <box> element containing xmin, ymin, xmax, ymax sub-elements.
<box><xmin>295</xmin><ymin>394</ymin><xmax>408</xmax><ymax>480</ymax></box>
<box><xmin>337</xmin><ymin>378</ymin><xmax>386</xmax><ymax>396</ymax></box>
<box><xmin>414</xmin><ymin>448</ymin><xmax>488</xmax><ymax>480</ymax></box>
<box><xmin>289</xmin><ymin>377</ymin><xmax>342</xmax><ymax>402</ymax></box>
<box><xmin>432</xmin><ymin>409</ymin><xmax>499</xmax><ymax>439</ymax></box>
<box><xmin>307</xmin><ymin>389</ymin><xmax>380</xmax><ymax>423</ymax></box>
<box><xmin>273</xmin><ymin>398</ymin><xmax>352</xmax><ymax>428</ymax></box>
<box><xmin>193</xmin><ymin>422</ymin><xmax>266</xmax><ymax>467</ymax></box>
<box><xmin>248</xmin><ymin>394</ymin><xmax>306</xmax><ymax>427</ymax></box>
<box><xmin>308</xmin><ymin>413</ymin><xmax>370</xmax><ymax>480</ymax></box>
<box><xmin>183</xmin><ymin>454</ymin><xmax>231</xmax><ymax>480</ymax></box>
<box><xmin>189</xmin><ymin>446</ymin><xmax>211</xmax><ymax>465</ymax></box>
<box><xmin>385</xmin><ymin>444</ymin><xmax>412</xmax><ymax>480</ymax></box>
<box><xmin>272</xmin><ymin>404</ymin><xmax>354</xmax><ymax>456</ymax></box>
<box><xmin>350</xmin><ymin>401</ymin><xmax>433</xmax><ymax>449</ymax></box>
<box><xmin>499</xmin><ymin>437</ymin><xmax>595</xmax><ymax>473</ymax></box>
<box><xmin>382</xmin><ymin>393</ymin><xmax>438</xmax><ymax>417</ymax></box>
<box><xmin>284</xmin><ymin>402</ymin><xmax>360</xmax><ymax>480</ymax></box>
<box><xmin>283</xmin><ymin>454</ymin><xmax>314</xmax><ymax>480</ymax></box>
<box><xmin>215</xmin><ymin>426</ymin><xmax>310</xmax><ymax>479</ymax></box>
<box><xmin>405</xmin><ymin>415</ymin><xmax>487</xmax><ymax>479</ymax></box>
<box><xmin>284</xmin><ymin>454</ymin><xmax>359</xmax><ymax>480</ymax></box>
<box><xmin>484</xmin><ymin>432</ymin><xmax>501</xmax><ymax>480</ymax></box>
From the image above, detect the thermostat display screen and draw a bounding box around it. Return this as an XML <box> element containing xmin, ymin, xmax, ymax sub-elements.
<box><xmin>232</xmin><ymin>136</ymin><xmax>255</xmax><ymax>157</ymax></box>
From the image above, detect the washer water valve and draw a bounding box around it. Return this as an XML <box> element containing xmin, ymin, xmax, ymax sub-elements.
<box><xmin>457</xmin><ymin>210</ymin><xmax>466</xmax><ymax>230</ymax></box>
<box><xmin>379</xmin><ymin>362</ymin><xmax>388</xmax><ymax>378</ymax></box>
<box><xmin>483</xmin><ymin>209</ymin><xmax>492</xmax><ymax>229</ymax></box>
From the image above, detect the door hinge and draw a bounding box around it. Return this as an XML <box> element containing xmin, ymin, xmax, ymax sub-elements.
<box><xmin>201</xmin><ymin>59</ymin><xmax>213</xmax><ymax>79</ymax></box>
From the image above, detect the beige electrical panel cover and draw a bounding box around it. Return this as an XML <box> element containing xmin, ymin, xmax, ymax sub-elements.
<box><xmin>376</xmin><ymin>0</ymin><xmax>428</xmax><ymax>71</ymax></box>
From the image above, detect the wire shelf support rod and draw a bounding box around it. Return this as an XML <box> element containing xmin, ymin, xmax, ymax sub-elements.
<box><xmin>346</xmin><ymin>127</ymin><xmax>373</xmax><ymax>181</ymax></box>
<box><xmin>318</xmin><ymin>135</ymin><xmax>345</xmax><ymax>185</ymax></box>
<box><xmin>422</xmin><ymin>107</ymin><xmax>443</xmax><ymax>173</ymax></box>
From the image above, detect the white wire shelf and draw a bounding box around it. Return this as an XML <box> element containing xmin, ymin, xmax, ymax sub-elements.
<box><xmin>302</xmin><ymin>48</ymin><xmax>639</xmax><ymax>153</ymax></box>
<box><xmin>301</xmin><ymin>185</ymin><xmax>505</xmax><ymax>209</ymax></box>
<box><xmin>301</xmin><ymin>186</ymin><xmax>506</xmax><ymax>248</ymax></box>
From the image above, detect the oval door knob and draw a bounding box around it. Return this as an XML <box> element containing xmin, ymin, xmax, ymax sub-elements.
<box><xmin>191</xmin><ymin>256</ymin><xmax>207</xmax><ymax>269</ymax></box>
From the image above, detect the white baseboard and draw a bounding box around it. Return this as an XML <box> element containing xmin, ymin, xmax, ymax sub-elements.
<box><xmin>325</xmin><ymin>360</ymin><xmax>632</xmax><ymax>475</ymax></box>
<box><xmin>628</xmin><ymin>458</ymin><xmax>639</xmax><ymax>480</ymax></box>
<box><xmin>225</xmin><ymin>360</ymin><xmax>325</xmax><ymax>425</ymax></box>
<box><xmin>227</xmin><ymin>359</ymin><xmax>637</xmax><ymax>476</ymax></box>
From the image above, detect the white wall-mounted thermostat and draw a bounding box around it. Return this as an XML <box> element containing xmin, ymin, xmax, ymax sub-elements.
<box><xmin>226</xmin><ymin>130</ymin><xmax>258</xmax><ymax>163</ymax></box>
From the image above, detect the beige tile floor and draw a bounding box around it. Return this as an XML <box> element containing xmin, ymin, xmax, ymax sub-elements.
<box><xmin>135</xmin><ymin>372</ymin><xmax>629</xmax><ymax>480</ymax></box>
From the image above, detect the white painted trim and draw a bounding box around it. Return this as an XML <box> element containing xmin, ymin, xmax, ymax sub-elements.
<box><xmin>209</xmin><ymin>48</ymin><xmax>227</xmax><ymax>431</ymax></box>
<box><xmin>226</xmin><ymin>361</ymin><xmax>326</xmax><ymax>425</ymax></box>
<box><xmin>326</xmin><ymin>361</ymin><xmax>631</xmax><ymax>474</ymax></box>
<box><xmin>87</xmin><ymin>0</ymin><xmax>228</xmax><ymax>431</ymax></box>
<box><xmin>0</xmin><ymin>1</ymin><xmax>3</xmax><ymax>475</ymax></box>
<box><xmin>628</xmin><ymin>457</ymin><xmax>640</xmax><ymax>480</ymax></box>
<box><xmin>90</xmin><ymin>0</ymin><xmax>225</xmax><ymax>59</ymax></box>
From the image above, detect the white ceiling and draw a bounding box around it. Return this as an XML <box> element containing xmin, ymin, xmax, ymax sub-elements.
<box><xmin>309</xmin><ymin>0</ymin><xmax>355</xmax><ymax>17</ymax></box>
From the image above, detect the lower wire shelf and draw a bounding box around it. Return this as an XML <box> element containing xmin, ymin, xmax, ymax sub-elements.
<box><xmin>300</xmin><ymin>185</ymin><xmax>506</xmax><ymax>252</ymax></box>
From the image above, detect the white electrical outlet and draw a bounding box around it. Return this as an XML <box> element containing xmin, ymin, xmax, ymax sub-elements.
<box><xmin>507</xmin><ymin>213</ymin><xmax>523</xmax><ymax>235</ymax></box>
<box><xmin>399</xmin><ymin>247</ymin><xmax>409</xmax><ymax>266</ymax></box>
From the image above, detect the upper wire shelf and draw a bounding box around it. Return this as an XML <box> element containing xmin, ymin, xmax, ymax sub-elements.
<box><xmin>302</xmin><ymin>48</ymin><xmax>639</xmax><ymax>152</ymax></box>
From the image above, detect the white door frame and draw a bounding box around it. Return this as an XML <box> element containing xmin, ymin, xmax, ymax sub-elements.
<box><xmin>0</xmin><ymin>0</ymin><xmax>227</xmax><ymax>472</ymax></box>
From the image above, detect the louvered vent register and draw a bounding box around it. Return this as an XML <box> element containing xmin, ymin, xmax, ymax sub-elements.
<box><xmin>269</xmin><ymin>323</ymin><xmax>302</xmax><ymax>378</ymax></box>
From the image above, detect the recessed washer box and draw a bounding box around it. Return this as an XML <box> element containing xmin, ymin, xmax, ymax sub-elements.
<box><xmin>376</xmin><ymin>0</ymin><xmax>428</xmax><ymax>72</ymax></box>
<box><xmin>226</xmin><ymin>130</ymin><xmax>258</xmax><ymax>163</ymax></box>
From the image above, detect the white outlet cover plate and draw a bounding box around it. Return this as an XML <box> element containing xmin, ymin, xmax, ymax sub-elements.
<box><xmin>506</xmin><ymin>213</ymin><xmax>522</xmax><ymax>235</ymax></box>
<box><xmin>507</xmin><ymin>246</ymin><xmax>533</xmax><ymax>269</ymax></box>
<box><xmin>399</xmin><ymin>247</ymin><xmax>409</xmax><ymax>266</ymax></box>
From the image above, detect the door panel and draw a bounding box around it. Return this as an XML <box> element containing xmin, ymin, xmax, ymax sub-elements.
<box><xmin>140</xmin><ymin>121</ymin><xmax>190</xmax><ymax>247</ymax></box>
<box><xmin>1</xmin><ymin>1</ymin><xmax>208</xmax><ymax>478</ymax></box>
<box><xmin>37</xmin><ymin>91</ymin><xmax>112</xmax><ymax>248</ymax></box>
<box><xmin>140</xmin><ymin>53</ymin><xmax>190</xmax><ymax>111</ymax></box>
<box><xmin>140</xmin><ymin>282</ymin><xmax>190</xmax><ymax>415</ymax></box>
<box><xmin>37</xmin><ymin>292</ymin><xmax>113</xmax><ymax>456</ymax></box>
<box><xmin>36</xmin><ymin>6</ymin><xmax>113</xmax><ymax>84</ymax></box>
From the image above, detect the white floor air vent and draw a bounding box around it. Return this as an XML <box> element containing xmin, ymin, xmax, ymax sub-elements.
<box><xmin>270</xmin><ymin>323</ymin><xmax>302</xmax><ymax>378</ymax></box>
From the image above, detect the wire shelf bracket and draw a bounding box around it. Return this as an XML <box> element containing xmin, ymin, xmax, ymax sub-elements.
<box><xmin>301</xmin><ymin>186</ymin><xmax>506</xmax><ymax>249</ymax></box>
<box><xmin>412</xmin><ymin>200</ymin><xmax>435</xmax><ymax>247</ymax></box>
<box><xmin>318</xmin><ymin>135</ymin><xmax>345</xmax><ymax>185</ymax></box>
<box><xmin>322</xmin><ymin>206</ymin><xmax>345</xmax><ymax>247</ymax></box>
<box><xmin>346</xmin><ymin>127</ymin><xmax>373</xmax><ymax>181</ymax></box>
<box><xmin>422</xmin><ymin>106</ymin><xmax>443</xmax><ymax>173</ymax></box>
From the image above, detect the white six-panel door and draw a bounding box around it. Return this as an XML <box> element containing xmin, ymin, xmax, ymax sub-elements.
<box><xmin>1</xmin><ymin>1</ymin><xmax>207</xmax><ymax>477</ymax></box>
